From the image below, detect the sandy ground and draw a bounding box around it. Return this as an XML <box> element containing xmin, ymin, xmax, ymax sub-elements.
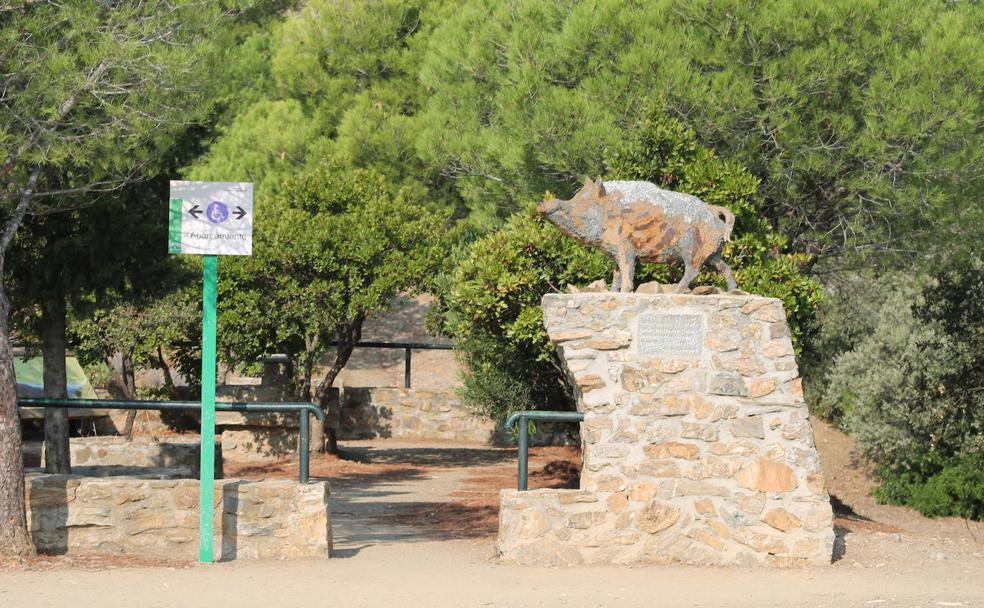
<box><xmin>3</xmin><ymin>425</ymin><xmax>984</xmax><ymax>607</ymax></box>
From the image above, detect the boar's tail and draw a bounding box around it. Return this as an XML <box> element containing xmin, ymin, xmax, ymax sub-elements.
<box><xmin>708</xmin><ymin>205</ymin><xmax>735</xmax><ymax>242</ymax></box>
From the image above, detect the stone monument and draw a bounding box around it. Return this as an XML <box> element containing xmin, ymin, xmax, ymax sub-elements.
<box><xmin>496</xmin><ymin>291</ymin><xmax>835</xmax><ymax>566</ymax></box>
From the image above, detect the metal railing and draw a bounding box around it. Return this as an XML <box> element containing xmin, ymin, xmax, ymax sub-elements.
<box><xmin>348</xmin><ymin>341</ymin><xmax>454</xmax><ymax>389</ymax></box>
<box><xmin>18</xmin><ymin>398</ymin><xmax>325</xmax><ymax>483</ymax></box>
<box><xmin>504</xmin><ymin>410</ymin><xmax>584</xmax><ymax>491</ymax></box>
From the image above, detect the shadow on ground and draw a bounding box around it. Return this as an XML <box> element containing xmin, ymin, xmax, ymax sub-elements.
<box><xmin>338</xmin><ymin>444</ymin><xmax>516</xmax><ymax>467</ymax></box>
<box><xmin>225</xmin><ymin>442</ymin><xmax>582</xmax><ymax>556</ymax></box>
<box><xmin>324</xmin><ymin>446</ymin><xmax>509</xmax><ymax>552</ymax></box>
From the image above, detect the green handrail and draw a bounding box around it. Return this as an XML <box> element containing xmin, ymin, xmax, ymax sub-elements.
<box><xmin>18</xmin><ymin>398</ymin><xmax>325</xmax><ymax>483</ymax></box>
<box><xmin>505</xmin><ymin>410</ymin><xmax>584</xmax><ymax>491</ymax></box>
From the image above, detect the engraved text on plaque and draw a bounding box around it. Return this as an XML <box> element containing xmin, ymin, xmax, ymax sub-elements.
<box><xmin>637</xmin><ymin>314</ymin><xmax>703</xmax><ymax>354</ymax></box>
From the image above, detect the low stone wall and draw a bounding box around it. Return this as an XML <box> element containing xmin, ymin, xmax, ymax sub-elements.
<box><xmin>28</xmin><ymin>466</ymin><xmax>194</xmax><ymax>478</ymax></box>
<box><xmin>26</xmin><ymin>475</ymin><xmax>330</xmax><ymax>560</ymax></box>
<box><xmin>335</xmin><ymin>387</ymin><xmax>492</xmax><ymax>442</ymax></box>
<box><xmin>334</xmin><ymin>387</ymin><xmax>578</xmax><ymax>445</ymax></box>
<box><xmin>39</xmin><ymin>437</ymin><xmax>222</xmax><ymax>478</ymax></box>
<box><xmin>217</xmin><ymin>411</ymin><xmax>308</xmax><ymax>463</ymax></box>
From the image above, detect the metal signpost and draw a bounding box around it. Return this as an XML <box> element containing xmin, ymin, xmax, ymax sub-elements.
<box><xmin>168</xmin><ymin>180</ymin><xmax>253</xmax><ymax>563</ymax></box>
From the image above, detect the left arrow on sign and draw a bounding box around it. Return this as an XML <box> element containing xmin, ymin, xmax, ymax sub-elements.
<box><xmin>189</xmin><ymin>204</ymin><xmax>203</xmax><ymax>219</ymax></box>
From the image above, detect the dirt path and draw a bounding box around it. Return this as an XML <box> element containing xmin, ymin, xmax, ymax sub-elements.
<box><xmin>3</xmin><ymin>432</ymin><xmax>984</xmax><ymax>607</ymax></box>
<box><xmin>2</xmin><ymin>538</ymin><xmax>981</xmax><ymax>608</ymax></box>
<box><xmin>329</xmin><ymin>441</ymin><xmax>508</xmax><ymax>550</ymax></box>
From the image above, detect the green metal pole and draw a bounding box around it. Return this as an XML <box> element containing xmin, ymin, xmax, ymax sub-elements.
<box><xmin>298</xmin><ymin>411</ymin><xmax>309</xmax><ymax>483</ymax></box>
<box><xmin>517</xmin><ymin>416</ymin><xmax>529</xmax><ymax>491</ymax></box>
<box><xmin>199</xmin><ymin>255</ymin><xmax>218</xmax><ymax>563</ymax></box>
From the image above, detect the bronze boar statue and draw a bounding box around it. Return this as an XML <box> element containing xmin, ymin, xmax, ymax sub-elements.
<box><xmin>538</xmin><ymin>178</ymin><xmax>738</xmax><ymax>293</ymax></box>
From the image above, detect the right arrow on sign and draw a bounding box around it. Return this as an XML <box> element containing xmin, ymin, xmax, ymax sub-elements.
<box><xmin>189</xmin><ymin>204</ymin><xmax>203</xmax><ymax>219</ymax></box>
<box><xmin>233</xmin><ymin>206</ymin><xmax>247</xmax><ymax>220</ymax></box>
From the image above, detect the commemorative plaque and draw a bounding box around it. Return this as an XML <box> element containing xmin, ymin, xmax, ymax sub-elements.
<box><xmin>637</xmin><ymin>314</ymin><xmax>704</xmax><ymax>355</ymax></box>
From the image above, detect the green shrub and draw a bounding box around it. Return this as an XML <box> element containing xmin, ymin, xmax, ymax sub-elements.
<box><xmin>801</xmin><ymin>272</ymin><xmax>918</xmax><ymax>419</ymax></box>
<box><xmin>818</xmin><ymin>256</ymin><xmax>984</xmax><ymax>518</ymax></box>
<box><xmin>876</xmin><ymin>453</ymin><xmax>984</xmax><ymax>520</ymax></box>
<box><xmin>812</xmin><ymin>273</ymin><xmax>926</xmax><ymax>425</ymax></box>
<box><xmin>437</xmin><ymin>110</ymin><xmax>822</xmax><ymax>420</ymax></box>
<box><xmin>438</xmin><ymin>207</ymin><xmax>611</xmax><ymax>417</ymax></box>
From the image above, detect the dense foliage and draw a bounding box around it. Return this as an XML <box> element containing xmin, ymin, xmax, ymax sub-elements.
<box><xmin>188</xmin><ymin>0</ymin><xmax>460</xmax><ymax>213</ymax></box>
<box><xmin>192</xmin><ymin>0</ymin><xmax>984</xmax><ymax>262</ymax></box>
<box><xmin>438</xmin><ymin>111</ymin><xmax>822</xmax><ymax>418</ymax></box>
<box><xmin>816</xmin><ymin>258</ymin><xmax>984</xmax><ymax>518</ymax></box>
<box><xmin>416</xmin><ymin>0</ymin><xmax>984</xmax><ymax>260</ymax></box>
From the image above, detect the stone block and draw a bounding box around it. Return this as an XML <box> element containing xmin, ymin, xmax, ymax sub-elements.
<box><xmin>26</xmin><ymin>475</ymin><xmax>330</xmax><ymax>560</ymax></box>
<box><xmin>681</xmin><ymin>422</ymin><xmax>719</xmax><ymax>442</ymax></box>
<box><xmin>644</xmin><ymin>441</ymin><xmax>700</xmax><ymax>460</ymax></box>
<box><xmin>736</xmin><ymin>458</ymin><xmax>798</xmax><ymax>492</ymax></box>
<box><xmin>730</xmin><ymin>416</ymin><xmax>765</xmax><ymax>439</ymax></box>
<box><xmin>749</xmin><ymin>378</ymin><xmax>777</xmax><ymax>398</ymax></box>
<box><xmin>762</xmin><ymin>508</ymin><xmax>802</xmax><ymax>532</ymax></box>
<box><xmin>637</xmin><ymin>500</ymin><xmax>680</xmax><ymax>534</ymax></box>
<box><xmin>709</xmin><ymin>372</ymin><xmax>747</xmax><ymax>397</ymax></box>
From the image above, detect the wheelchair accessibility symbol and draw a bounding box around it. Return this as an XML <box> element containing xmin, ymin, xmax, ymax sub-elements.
<box><xmin>206</xmin><ymin>201</ymin><xmax>229</xmax><ymax>224</ymax></box>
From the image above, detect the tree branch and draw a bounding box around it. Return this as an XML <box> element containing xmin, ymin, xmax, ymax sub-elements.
<box><xmin>0</xmin><ymin>164</ymin><xmax>40</xmax><ymax>265</ymax></box>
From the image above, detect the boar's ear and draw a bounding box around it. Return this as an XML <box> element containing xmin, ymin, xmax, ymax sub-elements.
<box><xmin>582</xmin><ymin>176</ymin><xmax>593</xmax><ymax>189</ymax></box>
<box><xmin>595</xmin><ymin>178</ymin><xmax>606</xmax><ymax>197</ymax></box>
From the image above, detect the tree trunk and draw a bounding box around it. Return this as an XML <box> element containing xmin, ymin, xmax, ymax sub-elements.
<box><xmin>0</xmin><ymin>288</ymin><xmax>36</xmax><ymax>558</ymax></box>
<box><xmin>313</xmin><ymin>316</ymin><xmax>365</xmax><ymax>455</ymax></box>
<box><xmin>156</xmin><ymin>346</ymin><xmax>176</xmax><ymax>391</ymax></box>
<box><xmin>300</xmin><ymin>348</ymin><xmax>315</xmax><ymax>407</ymax></box>
<box><xmin>106</xmin><ymin>351</ymin><xmax>138</xmax><ymax>401</ymax></box>
<box><xmin>0</xmin><ymin>167</ymin><xmax>41</xmax><ymax>557</ymax></box>
<box><xmin>107</xmin><ymin>351</ymin><xmax>138</xmax><ymax>440</ymax></box>
<box><xmin>122</xmin><ymin>409</ymin><xmax>138</xmax><ymax>440</ymax></box>
<box><xmin>101</xmin><ymin>352</ymin><xmax>139</xmax><ymax>439</ymax></box>
<box><xmin>41</xmin><ymin>293</ymin><xmax>70</xmax><ymax>474</ymax></box>
<box><xmin>298</xmin><ymin>350</ymin><xmax>331</xmax><ymax>453</ymax></box>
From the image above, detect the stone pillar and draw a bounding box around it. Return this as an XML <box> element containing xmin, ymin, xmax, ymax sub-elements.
<box><xmin>496</xmin><ymin>292</ymin><xmax>834</xmax><ymax>567</ymax></box>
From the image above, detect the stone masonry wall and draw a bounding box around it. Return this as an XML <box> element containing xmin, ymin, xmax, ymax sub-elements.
<box><xmin>218</xmin><ymin>411</ymin><xmax>306</xmax><ymax>463</ymax></box>
<box><xmin>334</xmin><ymin>387</ymin><xmax>578</xmax><ymax>445</ymax></box>
<box><xmin>26</xmin><ymin>475</ymin><xmax>330</xmax><ymax>560</ymax></box>
<box><xmin>335</xmin><ymin>388</ymin><xmax>492</xmax><ymax>442</ymax></box>
<box><xmin>39</xmin><ymin>436</ymin><xmax>222</xmax><ymax>478</ymax></box>
<box><xmin>497</xmin><ymin>292</ymin><xmax>834</xmax><ymax>567</ymax></box>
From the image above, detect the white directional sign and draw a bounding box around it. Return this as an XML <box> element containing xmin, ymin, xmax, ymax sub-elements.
<box><xmin>168</xmin><ymin>181</ymin><xmax>253</xmax><ymax>256</ymax></box>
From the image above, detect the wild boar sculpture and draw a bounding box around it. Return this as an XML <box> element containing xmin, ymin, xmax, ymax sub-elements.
<box><xmin>538</xmin><ymin>178</ymin><xmax>738</xmax><ymax>293</ymax></box>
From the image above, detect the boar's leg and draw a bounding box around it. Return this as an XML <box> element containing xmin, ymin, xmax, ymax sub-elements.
<box><xmin>616</xmin><ymin>248</ymin><xmax>636</xmax><ymax>293</ymax></box>
<box><xmin>677</xmin><ymin>259</ymin><xmax>699</xmax><ymax>293</ymax></box>
<box><xmin>612</xmin><ymin>267</ymin><xmax>622</xmax><ymax>292</ymax></box>
<box><xmin>709</xmin><ymin>252</ymin><xmax>738</xmax><ymax>291</ymax></box>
